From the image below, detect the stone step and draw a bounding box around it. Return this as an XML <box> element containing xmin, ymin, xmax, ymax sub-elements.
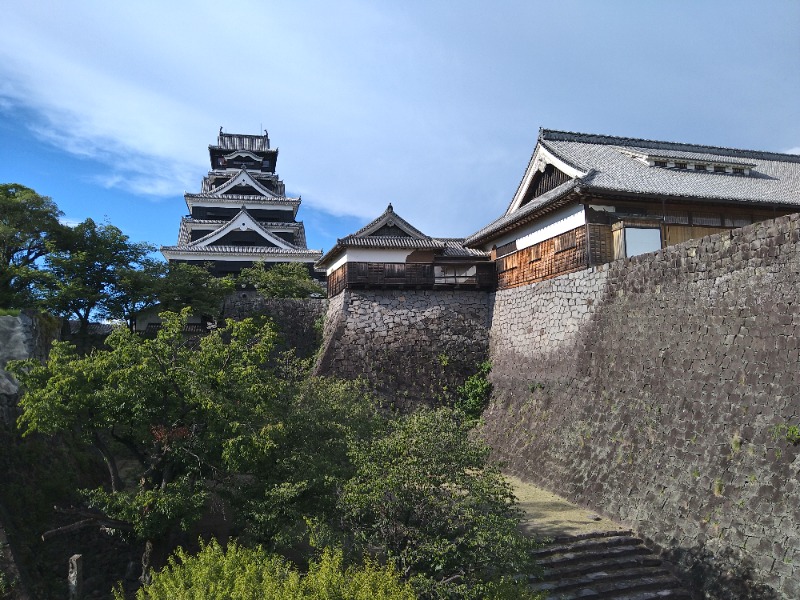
<box><xmin>534</xmin><ymin>554</ymin><xmax>664</xmax><ymax>584</ymax></box>
<box><xmin>537</xmin><ymin>544</ymin><xmax>652</xmax><ymax>570</ymax></box>
<box><xmin>532</xmin><ymin>535</ymin><xmax>644</xmax><ymax>559</ymax></box>
<box><xmin>528</xmin><ymin>529</ymin><xmax>692</xmax><ymax>600</ymax></box>
<box><xmin>531</xmin><ymin>565</ymin><xmax>671</xmax><ymax>594</ymax></box>
<box><xmin>539</xmin><ymin>573</ymin><xmax>685</xmax><ymax>599</ymax></box>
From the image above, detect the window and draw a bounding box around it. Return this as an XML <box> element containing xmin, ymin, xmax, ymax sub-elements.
<box><xmin>694</xmin><ymin>164</ymin><xmax>707</xmax><ymax>171</ymax></box>
<box><xmin>654</xmin><ymin>160</ymin><xmax>667</xmax><ymax>167</ymax></box>
<box><xmin>714</xmin><ymin>165</ymin><xmax>726</xmax><ymax>173</ymax></box>
<box><xmin>732</xmin><ymin>167</ymin><xmax>744</xmax><ymax>175</ymax></box>
<box><xmin>674</xmin><ymin>162</ymin><xmax>687</xmax><ymax>169</ymax></box>
<box><xmin>624</xmin><ymin>227</ymin><xmax>661</xmax><ymax>257</ymax></box>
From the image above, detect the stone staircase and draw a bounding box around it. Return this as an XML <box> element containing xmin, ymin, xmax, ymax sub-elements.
<box><xmin>529</xmin><ymin>530</ymin><xmax>692</xmax><ymax>599</ymax></box>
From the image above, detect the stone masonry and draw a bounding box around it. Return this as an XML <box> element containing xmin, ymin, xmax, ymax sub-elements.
<box><xmin>481</xmin><ymin>214</ymin><xmax>800</xmax><ymax>599</ymax></box>
<box><xmin>315</xmin><ymin>289</ymin><xmax>490</xmax><ymax>410</ymax></box>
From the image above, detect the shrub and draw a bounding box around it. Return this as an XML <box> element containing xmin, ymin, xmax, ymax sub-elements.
<box><xmin>455</xmin><ymin>361</ymin><xmax>492</xmax><ymax>419</ymax></box>
<box><xmin>123</xmin><ymin>539</ymin><xmax>414</xmax><ymax>599</ymax></box>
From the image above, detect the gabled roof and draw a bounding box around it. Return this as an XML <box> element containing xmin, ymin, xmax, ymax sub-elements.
<box><xmin>207</xmin><ymin>168</ymin><xmax>277</xmax><ymax>197</ymax></box>
<box><xmin>350</xmin><ymin>203</ymin><xmax>429</xmax><ymax>238</ymax></box>
<box><xmin>177</xmin><ymin>218</ymin><xmax>308</xmax><ymax>247</ymax></box>
<box><xmin>317</xmin><ymin>204</ymin><xmax>488</xmax><ymax>268</ymax></box>
<box><xmin>185</xmin><ymin>207</ymin><xmax>299</xmax><ymax>250</ymax></box>
<box><xmin>466</xmin><ymin>128</ymin><xmax>800</xmax><ymax>247</ymax></box>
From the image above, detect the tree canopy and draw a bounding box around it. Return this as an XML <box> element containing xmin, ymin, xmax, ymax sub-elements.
<box><xmin>10</xmin><ymin>310</ymin><xmax>379</xmax><ymax>581</ymax></box>
<box><xmin>238</xmin><ymin>262</ymin><xmax>324</xmax><ymax>298</ymax></box>
<box><xmin>37</xmin><ymin>218</ymin><xmax>154</xmax><ymax>333</ymax></box>
<box><xmin>0</xmin><ymin>183</ymin><xmax>68</xmax><ymax>308</ymax></box>
<box><xmin>339</xmin><ymin>408</ymin><xmax>539</xmax><ymax>599</ymax></box>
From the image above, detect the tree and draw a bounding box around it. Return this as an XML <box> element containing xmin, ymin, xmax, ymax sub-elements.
<box><xmin>10</xmin><ymin>310</ymin><xmax>379</xmax><ymax>581</ymax></box>
<box><xmin>121</xmin><ymin>541</ymin><xmax>415</xmax><ymax>600</ymax></box>
<box><xmin>339</xmin><ymin>408</ymin><xmax>539</xmax><ymax>599</ymax></box>
<box><xmin>238</xmin><ymin>262</ymin><xmax>324</xmax><ymax>298</ymax></box>
<box><xmin>156</xmin><ymin>262</ymin><xmax>234</xmax><ymax>317</ymax></box>
<box><xmin>38</xmin><ymin>218</ymin><xmax>154</xmax><ymax>334</ymax></box>
<box><xmin>0</xmin><ymin>183</ymin><xmax>68</xmax><ymax>308</ymax></box>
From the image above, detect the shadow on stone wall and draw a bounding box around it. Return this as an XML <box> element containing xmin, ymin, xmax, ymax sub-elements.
<box><xmin>662</xmin><ymin>544</ymin><xmax>783</xmax><ymax>600</ymax></box>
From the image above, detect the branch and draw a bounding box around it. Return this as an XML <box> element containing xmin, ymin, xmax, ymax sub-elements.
<box><xmin>41</xmin><ymin>519</ymin><xmax>96</xmax><ymax>541</ymax></box>
<box><xmin>42</xmin><ymin>510</ymin><xmax>134</xmax><ymax>541</ymax></box>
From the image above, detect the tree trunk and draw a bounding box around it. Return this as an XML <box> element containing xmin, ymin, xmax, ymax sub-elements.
<box><xmin>93</xmin><ymin>432</ymin><xmax>123</xmax><ymax>492</ymax></box>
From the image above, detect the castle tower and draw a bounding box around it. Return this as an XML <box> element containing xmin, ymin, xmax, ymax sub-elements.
<box><xmin>161</xmin><ymin>129</ymin><xmax>322</xmax><ymax>277</ymax></box>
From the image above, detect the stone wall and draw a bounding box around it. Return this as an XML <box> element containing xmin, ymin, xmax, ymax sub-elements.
<box><xmin>482</xmin><ymin>214</ymin><xmax>800</xmax><ymax>599</ymax></box>
<box><xmin>315</xmin><ymin>289</ymin><xmax>490</xmax><ymax>410</ymax></box>
<box><xmin>0</xmin><ymin>313</ymin><xmax>59</xmax><ymax>425</ymax></box>
<box><xmin>223</xmin><ymin>292</ymin><xmax>328</xmax><ymax>359</ymax></box>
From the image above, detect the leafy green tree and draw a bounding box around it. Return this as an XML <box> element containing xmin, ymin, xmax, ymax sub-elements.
<box><xmin>38</xmin><ymin>218</ymin><xmax>154</xmax><ymax>334</ymax></box>
<box><xmin>339</xmin><ymin>408</ymin><xmax>539</xmax><ymax>599</ymax></box>
<box><xmin>10</xmin><ymin>310</ymin><xmax>378</xmax><ymax>581</ymax></box>
<box><xmin>238</xmin><ymin>262</ymin><xmax>324</xmax><ymax>298</ymax></box>
<box><xmin>0</xmin><ymin>183</ymin><xmax>68</xmax><ymax>308</ymax></box>
<box><xmin>156</xmin><ymin>262</ymin><xmax>234</xmax><ymax>317</ymax></box>
<box><xmin>121</xmin><ymin>541</ymin><xmax>415</xmax><ymax>600</ymax></box>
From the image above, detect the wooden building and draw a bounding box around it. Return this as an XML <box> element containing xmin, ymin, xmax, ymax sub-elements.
<box><xmin>317</xmin><ymin>204</ymin><xmax>495</xmax><ymax>297</ymax></box>
<box><xmin>465</xmin><ymin>129</ymin><xmax>800</xmax><ymax>290</ymax></box>
<box><xmin>161</xmin><ymin>130</ymin><xmax>322</xmax><ymax>277</ymax></box>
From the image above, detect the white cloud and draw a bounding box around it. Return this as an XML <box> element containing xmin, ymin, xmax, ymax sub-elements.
<box><xmin>786</xmin><ymin>147</ymin><xmax>800</xmax><ymax>156</ymax></box>
<box><xmin>1</xmin><ymin>1</ymin><xmax>799</xmax><ymax>240</ymax></box>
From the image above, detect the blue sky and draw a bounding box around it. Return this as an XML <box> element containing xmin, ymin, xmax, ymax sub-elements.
<box><xmin>1</xmin><ymin>1</ymin><xmax>798</xmax><ymax>256</ymax></box>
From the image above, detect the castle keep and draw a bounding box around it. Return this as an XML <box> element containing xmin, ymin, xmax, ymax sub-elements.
<box><xmin>161</xmin><ymin>130</ymin><xmax>322</xmax><ymax>277</ymax></box>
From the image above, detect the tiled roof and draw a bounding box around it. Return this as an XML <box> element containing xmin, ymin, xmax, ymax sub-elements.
<box><xmin>161</xmin><ymin>245</ymin><xmax>322</xmax><ymax>257</ymax></box>
<box><xmin>337</xmin><ymin>236</ymin><xmax>446</xmax><ymax>249</ymax></box>
<box><xmin>68</xmin><ymin>320</ymin><xmax>115</xmax><ymax>336</ymax></box>
<box><xmin>351</xmin><ymin>204</ymin><xmax>429</xmax><ymax>239</ymax></box>
<box><xmin>439</xmin><ymin>239</ymin><xmax>490</xmax><ymax>258</ymax></box>
<box><xmin>185</xmin><ymin>193</ymin><xmax>300</xmax><ymax>205</ymax></box>
<box><xmin>538</xmin><ymin>129</ymin><xmax>800</xmax><ymax>206</ymax></box>
<box><xmin>317</xmin><ymin>205</ymin><xmax>489</xmax><ymax>267</ymax></box>
<box><xmin>467</xmin><ymin>129</ymin><xmax>800</xmax><ymax>247</ymax></box>
<box><xmin>465</xmin><ymin>179</ymin><xmax>581</xmax><ymax>246</ymax></box>
<box><xmin>178</xmin><ymin>218</ymin><xmax>306</xmax><ymax>245</ymax></box>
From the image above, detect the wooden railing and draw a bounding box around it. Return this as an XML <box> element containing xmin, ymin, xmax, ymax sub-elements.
<box><xmin>328</xmin><ymin>262</ymin><xmax>495</xmax><ymax>296</ymax></box>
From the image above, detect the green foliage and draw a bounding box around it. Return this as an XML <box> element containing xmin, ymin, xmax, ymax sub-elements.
<box><xmin>238</xmin><ymin>262</ymin><xmax>324</xmax><ymax>298</ymax></box>
<box><xmin>0</xmin><ymin>308</ymin><xmax>20</xmax><ymax>317</ymax></box>
<box><xmin>0</xmin><ymin>183</ymin><xmax>68</xmax><ymax>309</ymax></box>
<box><xmin>122</xmin><ymin>540</ymin><xmax>414</xmax><ymax>599</ymax></box>
<box><xmin>37</xmin><ymin>218</ymin><xmax>154</xmax><ymax>332</ymax></box>
<box><xmin>10</xmin><ymin>310</ymin><xmax>381</xmax><ymax>577</ymax></box>
<box><xmin>771</xmin><ymin>423</ymin><xmax>800</xmax><ymax>446</ymax></box>
<box><xmin>455</xmin><ymin>361</ymin><xmax>492</xmax><ymax>419</ymax></box>
<box><xmin>155</xmin><ymin>263</ymin><xmax>234</xmax><ymax>318</ymax></box>
<box><xmin>339</xmin><ymin>408</ymin><xmax>538</xmax><ymax>599</ymax></box>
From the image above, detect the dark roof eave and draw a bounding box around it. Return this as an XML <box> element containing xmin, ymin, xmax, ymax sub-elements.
<box><xmin>465</xmin><ymin>186</ymin><xmax>583</xmax><ymax>248</ymax></box>
<box><xmin>579</xmin><ymin>186</ymin><xmax>800</xmax><ymax>211</ymax></box>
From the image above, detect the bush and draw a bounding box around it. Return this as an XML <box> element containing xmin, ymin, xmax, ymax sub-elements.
<box><xmin>339</xmin><ymin>408</ymin><xmax>539</xmax><ymax>599</ymax></box>
<box><xmin>123</xmin><ymin>539</ymin><xmax>414</xmax><ymax>599</ymax></box>
<box><xmin>455</xmin><ymin>361</ymin><xmax>492</xmax><ymax>419</ymax></box>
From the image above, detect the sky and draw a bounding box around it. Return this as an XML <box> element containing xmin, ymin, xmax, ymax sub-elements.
<box><xmin>1</xmin><ymin>1</ymin><xmax>798</xmax><ymax>257</ymax></box>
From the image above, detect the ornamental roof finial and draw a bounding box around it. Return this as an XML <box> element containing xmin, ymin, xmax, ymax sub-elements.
<box><xmin>387</xmin><ymin>203</ymin><xmax>393</xmax><ymax>212</ymax></box>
